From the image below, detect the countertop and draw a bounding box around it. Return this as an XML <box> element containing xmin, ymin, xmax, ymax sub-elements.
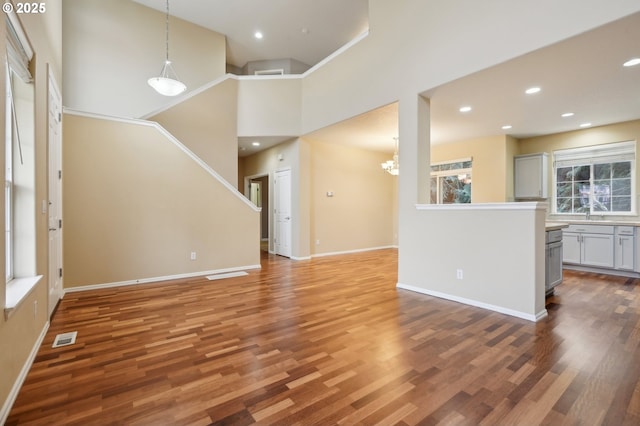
<box><xmin>560</xmin><ymin>220</ymin><xmax>640</xmax><ymax>226</ymax></box>
<box><xmin>545</xmin><ymin>222</ymin><xmax>569</xmax><ymax>231</ymax></box>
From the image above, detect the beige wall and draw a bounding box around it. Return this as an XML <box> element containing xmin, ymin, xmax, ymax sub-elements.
<box><xmin>241</xmin><ymin>138</ymin><xmax>397</xmax><ymax>257</ymax></box>
<box><xmin>237</xmin><ymin>78</ymin><xmax>302</xmax><ymax>137</ymax></box>
<box><xmin>309</xmin><ymin>140</ymin><xmax>396</xmax><ymax>255</ymax></box>
<box><xmin>149</xmin><ymin>78</ymin><xmax>239</xmax><ymax>187</ymax></box>
<box><xmin>431</xmin><ymin>135</ymin><xmax>512</xmax><ymax>203</ymax></box>
<box><xmin>63</xmin><ymin>113</ymin><xmax>260</xmax><ymax>288</ymax></box>
<box><xmin>62</xmin><ymin>0</ymin><xmax>226</xmax><ymax>118</ymax></box>
<box><xmin>0</xmin><ymin>0</ymin><xmax>63</xmax><ymax>418</ymax></box>
<box><xmin>519</xmin><ymin>119</ymin><xmax>640</xmax><ymax>220</ymax></box>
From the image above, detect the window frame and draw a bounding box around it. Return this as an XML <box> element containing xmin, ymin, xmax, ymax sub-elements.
<box><xmin>552</xmin><ymin>141</ymin><xmax>636</xmax><ymax>216</ymax></box>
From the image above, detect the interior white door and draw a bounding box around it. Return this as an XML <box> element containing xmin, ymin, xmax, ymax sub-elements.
<box><xmin>47</xmin><ymin>69</ymin><xmax>63</xmax><ymax>317</ymax></box>
<box><xmin>274</xmin><ymin>169</ymin><xmax>292</xmax><ymax>258</ymax></box>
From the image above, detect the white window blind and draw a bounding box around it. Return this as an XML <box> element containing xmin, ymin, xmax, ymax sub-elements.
<box><xmin>554</xmin><ymin>141</ymin><xmax>635</xmax><ymax>167</ymax></box>
<box><xmin>5</xmin><ymin>13</ymin><xmax>33</xmax><ymax>83</ymax></box>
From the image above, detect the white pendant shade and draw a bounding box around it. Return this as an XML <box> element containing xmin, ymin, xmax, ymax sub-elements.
<box><xmin>148</xmin><ymin>1</ymin><xmax>186</xmax><ymax>97</ymax></box>
<box><xmin>148</xmin><ymin>61</ymin><xmax>186</xmax><ymax>96</ymax></box>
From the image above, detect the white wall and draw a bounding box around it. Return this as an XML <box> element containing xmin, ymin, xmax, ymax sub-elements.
<box><xmin>398</xmin><ymin>203</ymin><xmax>548</xmax><ymax>321</ymax></box>
<box><xmin>62</xmin><ymin>0</ymin><xmax>226</xmax><ymax>118</ymax></box>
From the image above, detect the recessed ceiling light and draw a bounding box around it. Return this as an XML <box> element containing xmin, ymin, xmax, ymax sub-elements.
<box><xmin>579</xmin><ymin>122</ymin><xmax>592</xmax><ymax>128</ymax></box>
<box><xmin>561</xmin><ymin>112</ymin><xmax>574</xmax><ymax>117</ymax></box>
<box><xmin>623</xmin><ymin>58</ymin><xmax>640</xmax><ymax>67</ymax></box>
<box><xmin>502</xmin><ymin>125</ymin><xmax>512</xmax><ymax>130</ymax></box>
<box><xmin>254</xmin><ymin>31</ymin><xmax>263</xmax><ymax>39</ymax></box>
<box><xmin>252</xmin><ymin>141</ymin><xmax>261</xmax><ymax>146</ymax></box>
<box><xmin>459</xmin><ymin>106</ymin><xmax>472</xmax><ymax>113</ymax></box>
<box><xmin>525</xmin><ymin>87</ymin><xmax>541</xmax><ymax>95</ymax></box>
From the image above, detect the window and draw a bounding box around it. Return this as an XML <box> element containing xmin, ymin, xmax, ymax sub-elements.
<box><xmin>430</xmin><ymin>158</ymin><xmax>472</xmax><ymax>204</ymax></box>
<box><xmin>554</xmin><ymin>141</ymin><xmax>635</xmax><ymax>215</ymax></box>
<box><xmin>4</xmin><ymin>12</ymin><xmax>40</xmax><ymax>316</ymax></box>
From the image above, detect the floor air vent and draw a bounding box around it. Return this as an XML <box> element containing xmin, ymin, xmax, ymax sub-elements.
<box><xmin>52</xmin><ymin>331</ymin><xmax>78</xmax><ymax>348</ymax></box>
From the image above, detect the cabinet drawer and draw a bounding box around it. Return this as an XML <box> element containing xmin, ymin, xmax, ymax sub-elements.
<box><xmin>615</xmin><ymin>226</ymin><xmax>635</xmax><ymax>236</ymax></box>
<box><xmin>566</xmin><ymin>224</ymin><xmax>613</xmax><ymax>235</ymax></box>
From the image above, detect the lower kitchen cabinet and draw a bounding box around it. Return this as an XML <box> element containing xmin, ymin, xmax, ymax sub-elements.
<box><xmin>615</xmin><ymin>227</ymin><xmax>635</xmax><ymax>271</ymax></box>
<box><xmin>562</xmin><ymin>225</ymin><xmax>614</xmax><ymax>268</ymax></box>
<box><xmin>563</xmin><ymin>224</ymin><xmax>636</xmax><ymax>274</ymax></box>
<box><xmin>581</xmin><ymin>233</ymin><xmax>614</xmax><ymax>268</ymax></box>
<box><xmin>563</xmin><ymin>232</ymin><xmax>581</xmax><ymax>264</ymax></box>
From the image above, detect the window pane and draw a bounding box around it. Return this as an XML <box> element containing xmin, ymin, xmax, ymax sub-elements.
<box><xmin>556</xmin><ymin>198</ymin><xmax>573</xmax><ymax>213</ymax></box>
<box><xmin>611</xmin><ymin>179</ymin><xmax>631</xmax><ymax>196</ymax></box>
<box><xmin>574</xmin><ymin>165</ymin><xmax>591</xmax><ymax>181</ymax></box>
<box><xmin>439</xmin><ymin>174</ymin><xmax>471</xmax><ymax>204</ymax></box>
<box><xmin>612</xmin><ymin>196</ymin><xmax>632</xmax><ymax>211</ymax></box>
<box><xmin>594</xmin><ymin>163</ymin><xmax>611</xmax><ymax>180</ymax></box>
<box><xmin>556</xmin><ymin>167</ymin><xmax>573</xmax><ymax>182</ymax></box>
<box><xmin>612</xmin><ymin>161</ymin><xmax>631</xmax><ymax>178</ymax></box>
<box><xmin>556</xmin><ymin>182</ymin><xmax>573</xmax><ymax>198</ymax></box>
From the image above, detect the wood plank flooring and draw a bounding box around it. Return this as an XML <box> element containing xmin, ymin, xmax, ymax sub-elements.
<box><xmin>7</xmin><ymin>249</ymin><xmax>640</xmax><ymax>425</ymax></box>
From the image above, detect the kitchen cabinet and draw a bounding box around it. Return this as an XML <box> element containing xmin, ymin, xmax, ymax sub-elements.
<box><xmin>545</xmin><ymin>229</ymin><xmax>563</xmax><ymax>294</ymax></box>
<box><xmin>514</xmin><ymin>153</ymin><xmax>548</xmax><ymax>200</ymax></box>
<box><xmin>562</xmin><ymin>225</ymin><xmax>614</xmax><ymax>268</ymax></box>
<box><xmin>615</xmin><ymin>226</ymin><xmax>635</xmax><ymax>271</ymax></box>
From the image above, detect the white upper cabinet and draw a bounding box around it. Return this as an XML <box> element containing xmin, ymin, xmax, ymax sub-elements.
<box><xmin>514</xmin><ymin>153</ymin><xmax>548</xmax><ymax>200</ymax></box>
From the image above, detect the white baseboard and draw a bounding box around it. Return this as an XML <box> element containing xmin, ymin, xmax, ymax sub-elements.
<box><xmin>396</xmin><ymin>282</ymin><xmax>547</xmax><ymax>322</ymax></box>
<box><xmin>0</xmin><ymin>320</ymin><xmax>50</xmax><ymax>424</ymax></box>
<box><xmin>311</xmin><ymin>245</ymin><xmax>397</xmax><ymax>259</ymax></box>
<box><xmin>64</xmin><ymin>264</ymin><xmax>261</xmax><ymax>294</ymax></box>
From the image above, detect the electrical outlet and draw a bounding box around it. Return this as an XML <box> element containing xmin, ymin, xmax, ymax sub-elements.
<box><xmin>33</xmin><ymin>300</ymin><xmax>37</xmax><ymax>318</ymax></box>
<box><xmin>456</xmin><ymin>269</ymin><xmax>464</xmax><ymax>280</ymax></box>
<box><xmin>190</xmin><ymin>252</ymin><xmax>197</xmax><ymax>261</ymax></box>
<box><xmin>316</xmin><ymin>240</ymin><xmax>320</xmax><ymax>245</ymax></box>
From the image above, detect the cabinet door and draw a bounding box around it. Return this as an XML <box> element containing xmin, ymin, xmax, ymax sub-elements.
<box><xmin>581</xmin><ymin>233</ymin><xmax>614</xmax><ymax>268</ymax></box>
<box><xmin>562</xmin><ymin>232</ymin><xmax>581</xmax><ymax>264</ymax></box>
<box><xmin>615</xmin><ymin>235</ymin><xmax>635</xmax><ymax>270</ymax></box>
<box><xmin>514</xmin><ymin>154</ymin><xmax>547</xmax><ymax>199</ymax></box>
<box><xmin>547</xmin><ymin>242</ymin><xmax>563</xmax><ymax>289</ymax></box>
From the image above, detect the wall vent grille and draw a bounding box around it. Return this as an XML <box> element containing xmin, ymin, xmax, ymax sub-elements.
<box><xmin>52</xmin><ymin>331</ymin><xmax>77</xmax><ymax>348</ymax></box>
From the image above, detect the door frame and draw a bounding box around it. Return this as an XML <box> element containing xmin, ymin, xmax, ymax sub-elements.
<box><xmin>244</xmin><ymin>172</ymin><xmax>271</xmax><ymax>252</ymax></box>
<box><xmin>47</xmin><ymin>66</ymin><xmax>63</xmax><ymax>317</ymax></box>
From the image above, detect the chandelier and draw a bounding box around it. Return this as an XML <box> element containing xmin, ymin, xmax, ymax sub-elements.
<box><xmin>381</xmin><ymin>137</ymin><xmax>399</xmax><ymax>175</ymax></box>
<box><xmin>148</xmin><ymin>0</ymin><xmax>186</xmax><ymax>96</ymax></box>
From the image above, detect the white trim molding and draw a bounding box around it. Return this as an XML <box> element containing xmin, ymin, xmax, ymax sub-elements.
<box><xmin>311</xmin><ymin>245</ymin><xmax>397</xmax><ymax>259</ymax></box>
<box><xmin>63</xmin><ymin>109</ymin><xmax>260</xmax><ymax>213</ymax></box>
<box><xmin>0</xmin><ymin>320</ymin><xmax>49</xmax><ymax>425</ymax></box>
<box><xmin>396</xmin><ymin>282</ymin><xmax>548</xmax><ymax>323</ymax></box>
<box><xmin>416</xmin><ymin>201</ymin><xmax>548</xmax><ymax>211</ymax></box>
<box><xmin>64</xmin><ymin>265</ymin><xmax>261</xmax><ymax>294</ymax></box>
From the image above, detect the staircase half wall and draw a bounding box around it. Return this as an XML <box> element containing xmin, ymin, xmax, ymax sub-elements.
<box><xmin>62</xmin><ymin>111</ymin><xmax>260</xmax><ymax>290</ymax></box>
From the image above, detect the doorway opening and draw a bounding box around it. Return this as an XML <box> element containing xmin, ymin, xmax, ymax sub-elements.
<box><xmin>245</xmin><ymin>174</ymin><xmax>270</xmax><ymax>252</ymax></box>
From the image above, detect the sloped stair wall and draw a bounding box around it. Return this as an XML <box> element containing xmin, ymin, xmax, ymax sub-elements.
<box><xmin>62</xmin><ymin>111</ymin><xmax>260</xmax><ymax>290</ymax></box>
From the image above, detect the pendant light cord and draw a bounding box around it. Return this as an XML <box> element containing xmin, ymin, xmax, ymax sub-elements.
<box><xmin>164</xmin><ymin>0</ymin><xmax>170</xmax><ymax>62</ymax></box>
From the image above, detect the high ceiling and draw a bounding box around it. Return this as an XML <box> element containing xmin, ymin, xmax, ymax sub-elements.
<box><xmin>132</xmin><ymin>0</ymin><xmax>369</xmax><ymax>69</ymax></box>
<box><xmin>132</xmin><ymin>1</ymin><xmax>640</xmax><ymax>155</ymax></box>
<box><xmin>306</xmin><ymin>12</ymin><xmax>640</xmax><ymax>153</ymax></box>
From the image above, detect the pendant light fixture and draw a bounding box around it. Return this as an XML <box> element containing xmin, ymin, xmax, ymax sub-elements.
<box><xmin>148</xmin><ymin>0</ymin><xmax>186</xmax><ymax>96</ymax></box>
<box><xmin>381</xmin><ymin>137</ymin><xmax>399</xmax><ymax>175</ymax></box>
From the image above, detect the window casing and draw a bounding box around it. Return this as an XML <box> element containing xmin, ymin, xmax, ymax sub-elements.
<box><xmin>430</xmin><ymin>158</ymin><xmax>472</xmax><ymax>204</ymax></box>
<box><xmin>553</xmin><ymin>141</ymin><xmax>636</xmax><ymax>215</ymax></box>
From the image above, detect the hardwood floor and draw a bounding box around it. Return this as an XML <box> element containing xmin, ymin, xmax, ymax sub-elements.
<box><xmin>7</xmin><ymin>249</ymin><xmax>640</xmax><ymax>425</ymax></box>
